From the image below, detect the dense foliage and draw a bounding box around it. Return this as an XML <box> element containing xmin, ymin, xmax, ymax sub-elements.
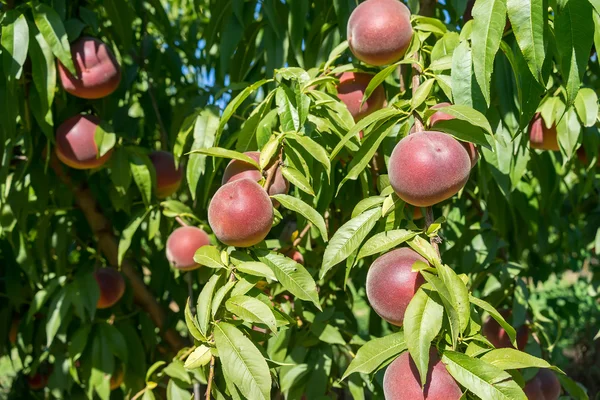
<box><xmin>0</xmin><ymin>0</ymin><xmax>599</xmax><ymax>399</ymax></box>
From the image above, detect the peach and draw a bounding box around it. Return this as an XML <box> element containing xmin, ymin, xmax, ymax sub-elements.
<box><xmin>94</xmin><ymin>268</ymin><xmax>125</xmax><ymax>309</ymax></box>
<box><xmin>383</xmin><ymin>349</ymin><xmax>462</xmax><ymax>400</ymax></box>
<box><xmin>428</xmin><ymin>103</ymin><xmax>479</xmax><ymax>168</ymax></box>
<box><xmin>286</xmin><ymin>249</ymin><xmax>304</xmax><ymax>265</ymax></box>
<box><xmin>58</xmin><ymin>37</ymin><xmax>121</xmax><ymax>99</ymax></box>
<box><xmin>9</xmin><ymin>317</ymin><xmax>19</xmax><ymax>344</ymax></box>
<box><xmin>27</xmin><ymin>372</ymin><xmax>49</xmax><ymax>391</ymax></box>
<box><xmin>149</xmin><ymin>151</ymin><xmax>183</xmax><ymax>198</ymax></box>
<box><xmin>388</xmin><ymin>131</ymin><xmax>471</xmax><ymax>207</ymax></box>
<box><xmin>366</xmin><ymin>248</ymin><xmax>426</xmax><ymax>326</ymax></box>
<box><xmin>523</xmin><ymin>369</ymin><xmax>561</xmax><ymax>400</ymax></box>
<box><xmin>482</xmin><ymin>309</ymin><xmax>529</xmax><ymax>350</ymax></box>
<box><xmin>529</xmin><ymin>113</ymin><xmax>559</xmax><ymax>151</ymax></box>
<box><xmin>222</xmin><ymin>151</ymin><xmax>289</xmax><ymax>197</ymax></box>
<box><xmin>347</xmin><ymin>0</ymin><xmax>413</xmax><ymax>66</ymax></box>
<box><xmin>577</xmin><ymin>147</ymin><xmax>599</xmax><ymax>167</ymax></box>
<box><xmin>166</xmin><ymin>226</ymin><xmax>211</xmax><ymax>271</ymax></box>
<box><xmin>55</xmin><ymin>115</ymin><xmax>113</xmax><ymax>169</ymax></box>
<box><xmin>110</xmin><ymin>364</ymin><xmax>125</xmax><ymax>390</ymax></box>
<box><xmin>208</xmin><ymin>179</ymin><xmax>274</xmax><ymax>247</ymax></box>
<box><xmin>336</xmin><ymin>72</ymin><xmax>386</xmax><ymax>121</ymax></box>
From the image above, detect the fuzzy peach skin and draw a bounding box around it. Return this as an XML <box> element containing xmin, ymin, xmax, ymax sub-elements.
<box><xmin>347</xmin><ymin>0</ymin><xmax>413</xmax><ymax>66</ymax></box>
<box><xmin>56</xmin><ymin>115</ymin><xmax>113</xmax><ymax>169</ymax></box>
<box><xmin>366</xmin><ymin>248</ymin><xmax>427</xmax><ymax>326</ymax></box>
<box><xmin>383</xmin><ymin>349</ymin><xmax>462</xmax><ymax>400</ymax></box>
<box><xmin>336</xmin><ymin>72</ymin><xmax>386</xmax><ymax>121</ymax></box>
<box><xmin>523</xmin><ymin>369</ymin><xmax>561</xmax><ymax>400</ymax></box>
<box><xmin>388</xmin><ymin>131</ymin><xmax>471</xmax><ymax>207</ymax></box>
<box><xmin>94</xmin><ymin>268</ymin><xmax>126</xmax><ymax>309</ymax></box>
<box><xmin>208</xmin><ymin>179</ymin><xmax>274</xmax><ymax>247</ymax></box>
<box><xmin>166</xmin><ymin>226</ymin><xmax>211</xmax><ymax>270</ymax></box>
<box><xmin>58</xmin><ymin>37</ymin><xmax>121</xmax><ymax>99</ymax></box>
<box><xmin>482</xmin><ymin>309</ymin><xmax>529</xmax><ymax>350</ymax></box>
<box><xmin>529</xmin><ymin>113</ymin><xmax>559</xmax><ymax>151</ymax></box>
<box><xmin>222</xmin><ymin>151</ymin><xmax>289</xmax><ymax>197</ymax></box>
<box><xmin>149</xmin><ymin>151</ymin><xmax>183</xmax><ymax>198</ymax></box>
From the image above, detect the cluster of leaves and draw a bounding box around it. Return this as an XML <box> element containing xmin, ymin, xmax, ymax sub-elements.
<box><xmin>1</xmin><ymin>0</ymin><xmax>599</xmax><ymax>399</ymax></box>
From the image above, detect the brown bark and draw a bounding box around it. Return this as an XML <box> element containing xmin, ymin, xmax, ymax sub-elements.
<box><xmin>50</xmin><ymin>155</ymin><xmax>186</xmax><ymax>351</ymax></box>
<box><xmin>419</xmin><ymin>0</ymin><xmax>437</xmax><ymax>17</ymax></box>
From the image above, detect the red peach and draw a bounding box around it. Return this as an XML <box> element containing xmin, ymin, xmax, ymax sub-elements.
<box><xmin>336</xmin><ymin>72</ymin><xmax>386</xmax><ymax>122</ymax></box>
<box><xmin>482</xmin><ymin>309</ymin><xmax>529</xmax><ymax>350</ymax></box>
<box><xmin>55</xmin><ymin>115</ymin><xmax>113</xmax><ymax>169</ymax></box>
<box><xmin>166</xmin><ymin>226</ymin><xmax>211</xmax><ymax>271</ymax></box>
<box><xmin>523</xmin><ymin>369</ymin><xmax>561</xmax><ymax>400</ymax></box>
<box><xmin>149</xmin><ymin>151</ymin><xmax>183</xmax><ymax>198</ymax></box>
<box><xmin>428</xmin><ymin>103</ymin><xmax>479</xmax><ymax>168</ymax></box>
<box><xmin>529</xmin><ymin>113</ymin><xmax>559</xmax><ymax>151</ymax></box>
<box><xmin>94</xmin><ymin>268</ymin><xmax>126</xmax><ymax>309</ymax></box>
<box><xmin>222</xmin><ymin>151</ymin><xmax>289</xmax><ymax>198</ymax></box>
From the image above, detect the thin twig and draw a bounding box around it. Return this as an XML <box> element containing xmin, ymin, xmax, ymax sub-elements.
<box><xmin>176</xmin><ymin>216</ymin><xmax>189</xmax><ymax>227</ymax></box>
<box><xmin>263</xmin><ymin>162</ymin><xmax>279</xmax><ymax>192</ymax></box>
<box><xmin>205</xmin><ymin>356</ymin><xmax>215</xmax><ymax>400</ymax></box>
<box><xmin>292</xmin><ymin>224</ymin><xmax>312</xmax><ymax>247</ymax></box>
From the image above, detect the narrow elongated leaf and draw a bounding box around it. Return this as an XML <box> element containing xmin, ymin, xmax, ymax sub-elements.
<box><xmin>185</xmin><ymin>299</ymin><xmax>205</xmax><ymax>342</ymax></box>
<box><xmin>421</xmin><ymin>272</ymin><xmax>461</xmax><ymax>347</ymax></box>
<box><xmin>46</xmin><ymin>286</ymin><xmax>72</xmax><ymax>346</ymax></box>
<box><xmin>129</xmin><ymin>152</ymin><xmax>153</xmax><ymax>206</ymax></box>
<box><xmin>94</xmin><ymin>123</ymin><xmax>117</xmax><ymax>158</ymax></box>
<box><xmin>411</xmin><ymin>78</ymin><xmax>435</xmax><ymax>109</ymax></box>
<box><xmin>193</xmin><ymin>245</ymin><xmax>226</xmax><ymax>269</ymax></box>
<box><xmin>442</xmin><ymin>351</ymin><xmax>527</xmax><ymax>400</ymax></box>
<box><xmin>321</xmin><ymin>208</ymin><xmax>381</xmax><ymax>278</ymax></box>
<box><xmin>117</xmin><ymin>208</ymin><xmax>150</xmax><ymax>266</ymax></box>
<box><xmin>452</xmin><ymin>40</ymin><xmax>486</xmax><ymax>112</ymax></box>
<box><xmin>437</xmin><ymin>264</ymin><xmax>471</xmax><ymax>333</ymax></box>
<box><xmin>32</xmin><ymin>3</ymin><xmax>76</xmax><ymax>75</ymax></box>
<box><xmin>281</xmin><ymin>166</ymin><xmax>314</xmax><ymax>196</ymax></box>
<box><xmin>2</xmin><ymin>12</ymin><xmax>29</xmax><ymax>81</ymax></box>
<box><xmin>211</xmin><ymin>280</ymin><xmax>237</xmax><ymax>317</ymax></box>
<box><xmin>271</xmin><ymin>194</ymin><xmax>328</xmax><ymax>241</ymax></box>
<box><xmin>29</xmin><ymin>30</ymin><xmax>56</xmax><ymax>112</ymax></box>
<box><xmin>287</xmin><ymin>135</ymin><xmax>331</xmax><ymax>177</ymax></box>
<box><xmin>506</xmin><ymin>0</ymin><xmax>545</xmax><ymax>83</ymax></box>
<box><xmin>103</xmin><ymin>0</ymin><xmax>134</xmax><ymax>50</ymax></box>
<box><xmin>184</xmin><ymin>345</ymin><xmax>212</xmax><ymax>369</ymax></box>
<box><xmin>555</xmin><ymin>0</ymin><xmax>594</xmax><ymax>104</ymax></box>
<box><xmin>429</xmin><ymin>104</ymin><xmax>493</xmax><ymax>135</ymax></box>
<box><xmin>214</xmin><ymin>322</ymin><xmax>272</xmax><ymax>400</ymax></box>
<box><xmin>197</xmin><ymin>274</ymin><xmax>221</xmax><ymax>337</ymax></box>
<box><xmin>187</xmin><ymin>108</ymin><xmax>220</xmax><ymax>199</ymax></box>
<box><xmin>357</xmin><ymin>229</ymin><xmax>417</xmax><ymax>260</ymax></box>
<box><xmin>470</xmin><ymin>295</ymin><xmax>517</xmax><ymax>348</ymax></box>
<box><xmin>236</xmin><ymin>262</ymin><xmax>277</xmax><ymax>281</ymax></box>
<box><xmin>471</xmin><ymin>0</ymin><xmax>507</xmax><ymax>105</ymax></box>
<box><xmin>256</xmin><ymin>250</ymin><xmax>320</xmax><ymax>309</ymax></box>
<box><xmin>480</xmin><ymin>348</ymin><xmax>562</xmax><ymax>372</ymax></box>
<box><xmin>226</xmin><ymin>295</ymin><xmax>277</xmax><ymax>332</ymax></box>
<box><xmin>342</xmin><ymin>332</ymin><xmax>406</xmax><ymax>380</ymax></box>
<box><xmin>574</xmin><ymin>88</ymin><xmax>599</xmax><ymax>127</ymax></box>
<box><xmin>404</xmin><ymin>289</ymin><xmax>444</xmax><ymax>386</ymax></box>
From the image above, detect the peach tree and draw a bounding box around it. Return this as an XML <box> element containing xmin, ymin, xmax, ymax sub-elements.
<box><xmin>0</xmin><ymin>0</ymin><xmax>599</xmax><ymax>399</ymax></box>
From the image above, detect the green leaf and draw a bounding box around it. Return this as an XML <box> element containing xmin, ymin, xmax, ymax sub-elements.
<box><xmin>193</xmin><ymin>245</ymin><xmax>226</xmax><ymax>269</ymax></box>
<box><xmin>1</xmin><ymin>11</ymin><xmax>29</xmax><ymax>81</ymax></box>
<box><xmin>255</xmin><ymin>250</ymin><xmax>321</xmax><ymax>309</ymax></box>
<box><xmin>287</xmin><ymin>135</ymin><xmax>331</xmax><ymax>177</ymax></box>
<box><xmin>28</xmin><ymin>28</ymin><xmax>56</xmax><ymax>114</ymax></box>
<box><xmin>117</xmin><ymin>208</ymin><xmax>150</xmax><ymax>267</ymax></box>
<box><xmin>216</xmin><ymin>79</ymin><xmax>272</xmax><ymax>146</ymax></box>
<box><xmin>404</xmin><ymin>289</ymin><xmax>444</xmax><ymax>386</ymax></box>
<box><xmin>432</xmin><ymin>119</ymin><xmax>490</xmax><ymax>147</ymax></box>
<box><xmin>109</xmin><ymin>148</ymin><xmax>132</xmax><ymax>194</ymax></box>
<box><xmin>436</xmin><ymin>264</ymin><xmax>471</xmax><ymax>333</ymax></box>
<box><xmin>32</xmin><ymin>3</ymin><xmax>76</xmax><ymax>75</ymax></box>
<box><xmin>281</xmin><ymin>165</ymin><xmax>314</xmax><ymax>196</ymax></box>
<box><xmin>357</xmin><ymin>229</ymin><xmax>417</xmax><ymax>260</ymax></box>
<box><xmin>188</xmin><ymin>147</ymin><xmax>259</xmax><ymax>168</ymax></box>
<box><xmin>94</xmin><ymin>122</ymin><xmax>117</xmax><ymax>158</ymax></box>
<box><xmin>64</xmin><ymin>18</ymin><xmax>86</xmax><ymax>41</ymax></box>
<box><xmin>506</xmin><ymin>0</ymin><xmax>546</xmax><ymax>84</ymax></box>
<box><xmin>214</xmin><ymin>322</ymin><xmax>272</xmax><ymax>400</ymax></box>
<box><xmin>99</xmin><ymin>323</ymin><xmax>128</xmax><ymax>364</ymax></box>
<box><xmin>185</xmin><ymin>299</ymin><xmax>205</xmax><ymax>342</ymax></box>
<box><xmin>411</xmin><ymin>78</ymin><xmax>435</xmax><ymax>109</ymax></box>
<box><xmin>173</xmin><ymin>111</ymin><xmax>199</xmax><ymax>164</ymax></box>
<box><xmin>470</xmin><ymin>295</ymin><xmax>518</xmax><ymax>348</ymax></box>
<box><xmin>271</xmin><ymin>194</ymin><xmax>328</xmax><ymax>241</ymax></box>
<box><xmin>556</xmin><ymin>374</ymin><xmax>590</xmax><ymax>400</ymax></box>
<box><xmin>557</xmin><ymin>108</ymin><xmax>582</xmax><ymax>160</ymax></box>
<box><xmin>323</xmin><ymin>40</ymin><xmax>349</xmax><ymax>72</ymax></box>
<box><xmin>163</xmin><ymin>360</ymin><xmax>191</xmax><ymax>384</ymax></box>
<box><xmin>420</xmin><ymin>272</ymin><xmax>461</xmax><ymax>347</ymax></box>
<box><xmin>69</xmin><ymin>325</ymin><xmax>91</xmax><ymax>361</ymax></box>
<box><xmin>197</xmin><ymin>274</ymin><xmax>221</xmax><ymax>337</ymax></box>
<box><xmin>211</xmin><ymin>280</ymin><xmax>237</xmax><ymax>317</ymax></box>
<box><xmin>236</xmin><ymin>262</ymin><xmax>277</xmax><ymax>281</ymax></box>
<box><xmin>352</xmin><ymin>196</ymin><xmax>386</xmax><ymax>218</ymax></box>
<box><xmin>226</xmin><ymin>295</ymin><xmax>277</xmax><ymax>332</ymax></box>
<box><xmin>471</xmin><ymin>0</ymin><xmax>507</xmax><ymax>105</ymax></box>
<box><xmin>184</xmin><ymin>345</ymin><xmax>212</xmax><ymax>369</ymax></box>
<box><xmin>574</xmin><ymin>88</ymin><xmax>599</xmax><ymax>127</ymax></box>
<box><xmin>480</xmin><ymin>348</ymin><xmax>562</xmax><ymax>372</ymax></box>
<box><xmin>341</xmin><ymin>332</ymin><xmax>406</xmax><ymax>380</ymax></box>
<box><xmin>186</xmin><ymin>107</ymin><xmax>220</xmax><ymax>199</ymax></box>
<box><xmin>442</xmin><ymin>351</ymin><xmax>527</xmax><ymax>400</ymax></box>
<box><xmin>320</xmin><ymin>207</ymin><xmax>381</xmax><ymax>279</ymax></box>
<box><xmin>129</xmin><ymin>152</ymin><xmax>153</xmax><ymax>207</ymax></box>
<box><xmin>407</xmin><ymin>235</ymin><xmax>441</xmax><ymax>266</ymax></box>
<box><xmin>161</xmin><ymin>200</ymin><xmax>196</xmax><ymax>219</ymax></box>
<box><xmin>167</xmin><ymin>380</ymin><xmax>191</xmax><ymax>400</ymax></box>
<box><xmin>451</xmin><ymin>40</ymin><xmax>486</xmax><ymax>112</ymax></box>
<box><xmin>103</xmin><ymin>0</ymin><xmax>134</xmax><ymax>50</ymax></box>
<box><xmin>46</xmin><ymin>286</ymin><xmax>72</xmax><ymax>347</ymax></box>
<box><xmin>555</xmin><ymin>0</ymin><xmax>594</xmax><ymax>104</ymax></box>
<box><xmin>429</xmin><ymin>104</ymin><xmax>493</xmax><ymax>135</ymax></box>
<box><xmin>90</xmin><ymin>332</ymin><xmax>113</xmax><ymax>399</ymax></box>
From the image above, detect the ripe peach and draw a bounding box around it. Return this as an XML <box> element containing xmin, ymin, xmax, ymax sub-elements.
<box><xmin>577</xmin><ymin>147</ymin><xmax>599</xmax><ymax>167</ymax></box>
<box><xmin>94</xmin><ymin>268</ymin><xmax>126</xmax><ymax>309</ymax></box>
<box><xmin>388</xmin><ymin>131</ymin><xmax>471</xmax><ymax>207</ymax></box>
<box><xmin>336</xmin><ymin>72</ymin><xmax>386</xmax><ymax>121</ymax></box>
<box><xmin>27</xmin><ymin>372</ymin><xmax>49</xmax><ymax>391</ymax></box>
<box><xmin>9</xmin><ymin>317</ymin><xmax>19</xmax><ymax>344</ymax></box>
<box><xmin>110</xmin><ymin>364</ymin><xmax>125</xmax><ymax>390</ymax></box>
<box><xmin>222</xmin><ymin>151</ymin><xmax>289</xmax><ymax>197</ymax></box>
<box><xmin>208</xmin><ymin>179</ymin><xmax>274</xmax><ymax>247</ymax></box>
<box><xmin>428</xmin><ymin>103</ymin><xmax>479</xmax><ymax>168</ymax></box>
<box><xmin>166</xmin><ymin>226</ymin><xmax>211</xmax><ymax>271</ymax></box>
<box><xmin>55</xmin><ymin>115</ymin><xmax>113</xmax><ymax>169</ymax></box>
<box><xmin>149</xmin><ymin>151</ymin><xmax>183</xmax><ymax>198</ymax></box>
<box><xmin>383</xmin><ymin>349</ymin><xmax>462</xmax><ymax>400</ymax></box>
<box><xmin>366</xmin><ymin>248</ymin><xmax>426</xmax><ymax>326</ymax></box>
<box><xmin>523</xmin><ymin>369</ymin><xmax>561</xmax><ymax>400</ymax></box>
<box><xmin>412</xmin><ymin>206</ymin><xmax>423</xmax><ymax>221</ymax></box>
<box><xmin>58</xmin><ymin>37</ymin><xmax>121</xmax><ymax>99</ymax></box>
<box><xmin>482</xmin><ymin>309</ymin><xmax>529</xmax><ymax>350</ymax></box>
<box><xmin>286</xmin><ymin>249</ymin><xmax>304</xmax><ymax>265</ymax></box>
<box><xmin>529</xmin><ymin>113</ymin><xmax>559</xmax><ymax>151</ymax></box>
<box><xmin>347</xmin><ymin>0</ymin><xmax>413</xmax><ymax>66</ymax></box>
